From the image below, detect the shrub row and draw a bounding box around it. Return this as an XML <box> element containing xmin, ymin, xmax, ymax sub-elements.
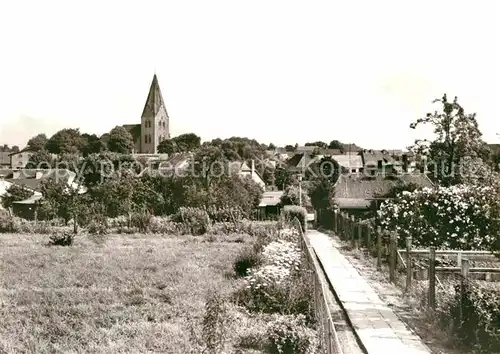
<box><xmin>232</xmin><ymin>223</ymin><xmax>318</xmax><ymax>353</ymax></box>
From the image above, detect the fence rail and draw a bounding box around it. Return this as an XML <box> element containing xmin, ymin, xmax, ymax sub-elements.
<box><xmin>292</xmin><ymin>217</ymin><xmax>344</xmax><ymax>354</ymax></box>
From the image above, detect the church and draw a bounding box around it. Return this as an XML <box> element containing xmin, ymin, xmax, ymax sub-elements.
<box><xmin>123</xmin><ymin>74</ymin><xmax>170</xmax><ymax>154</ymax></box>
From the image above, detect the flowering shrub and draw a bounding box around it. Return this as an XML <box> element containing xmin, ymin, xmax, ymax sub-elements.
<box><xmin>261</xmin><ymin>240</ymin><xmax>301</xmax><ymax>270</ymax></box>
<box><xmin>378</xmin><ymin>185</ymin><xmax>500</xmax><ymax>250</ymax></box>
<box><xmin>238</xmin><ymin>240</ymin><xmax>311</xmax><ymax>315</ymax></box>
<box><xmin>277</xmin><ymin>227</ymin><xmax>299</xmax><ymax>243</ymax></box>
<box><xmin>265</xmin><ymin>314</ymin><xmax>318</xmax><ymax>354</ymax></box>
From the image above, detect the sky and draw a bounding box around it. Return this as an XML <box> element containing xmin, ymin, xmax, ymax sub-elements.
<box><xmin>0</xmin><ymin>0</ymin><xmax>498</xmax><ymax>150</ymax></box>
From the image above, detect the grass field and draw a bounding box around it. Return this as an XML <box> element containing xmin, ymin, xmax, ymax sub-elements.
<box><xmin>0</xmin><ymin>232</ymin><xmax>258</xmax><ymax>353</ymax></box>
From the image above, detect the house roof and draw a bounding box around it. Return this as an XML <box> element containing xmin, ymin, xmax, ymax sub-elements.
<box><xmin>141</xmin><ymin>74</ymin><xmax>168</xmax><ymax>119</ymax></box>
<box><xmin>336</xmin><ymin>198</ymin><xmax>372</xmax><ymax>209</ymax></box>
<box><xmin>342</xmin><ymin>143</ymin><xmax>363</xmax><ymax>153</ymax></box>
<box><xmin>287</xmin><ymin>152</ymin><xmax>316</xmax><ymax>169</ymax></box>
<box><xmin>155</xmin><ymin>153</ymin><xmax>192</xmax><ymax>174</ymax></box>
<box><xmin>321</xmin><ymin>148</ymin><xmax>343</xmax><ymax>155</ymax></box>
<box><xmin>331</xmin><ymin>155</ymin><xmax>363</xmax><ymax>169</ymax></box>
<box><xmin>334</xmin><ymin>173</ymin><xmax>434</xmax><ymax>200</ymax></box>
<box><xmin>360</xmin><ymin>150</ymin><xmax>396</xmax><ymax>165</ymax></box>
<box><xmin>3</xmin><ymin>169</ymin><xmax>76</xmax><ymax>192</ymax></box>
<box><xmin>8</xmin><ymin>148</ymin><xmax>35</xmax><ymax>157</ymax></box>
<box><xmin>123</xmin><ymin>124</ymin><xmax>141</xmax><ymax>141</ymax></box>
<box><xmin>259</xmin><ymin>191</ymin><xmax>284</xmax><ymax>207</ymax></box>
<box><xmin>296</xmin><ymin>146</ymin><xmax>318</xmax><ymax>152</ymax></box>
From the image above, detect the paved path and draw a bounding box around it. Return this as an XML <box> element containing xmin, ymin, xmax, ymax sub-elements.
<box><xmin>307</xmin><ymin>230</ymin><xmax>432</xmax><ymax>354</ymax></box>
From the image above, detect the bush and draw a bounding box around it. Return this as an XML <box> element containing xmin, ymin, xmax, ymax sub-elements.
<box><xmin>0</xmin><ymin>214</ymin><xmax>14</xmax><ymax>233</ymax></box>
<box><xmin>173</xmin><ymin>207</ymin><xmax>211</xmax><ymax>235</ymax></box>
<box><xmin>233</xmin><ymin>246</ymin><xmax>262</xmax><ymax>277</ymax></box>
<box><xmin>130</xmin><ymin>210</ymin><xmax>153</xmax><ymax>232</ymax></box>
<box><xmin>378</xmin><ymin>185</ymin><xmax>500</xmax><ymax>250</ymax></box>
<box><xmin>108</xmin><ymin>215</ymin><xmax>128</xmax><ymax>228</ymax></box>
<box><xmin>49</xmin><ymin>231</ymin><xmax>74</xmax><ymax>246</ymax></box>
<box><xmin>282</xmin><ymin>206</ymin><xmax>307</xmax><ymax>232</ymax></box>
<box><xmin>207</xmin><ymin>206</ymin><xmax>243</xmax><ymax>223</ymax></box>
<box><xmin>265</xmin><ymin>314</ymin><xmax>318</xmax><ymax>354</ymax></box>
<box><xmin>148</xmin><ymin>216</ymin><xmax>180</xmax><ymax>234</ymax></box>
<box><xmin>447</xmin><ymin>283</ymin><xmax>500</xmax><ymax>352</ymax></box>
<box><xmin>87</xmin><ymin>220</ymin><xmax>108</xmax><ymax>235</ymax></box>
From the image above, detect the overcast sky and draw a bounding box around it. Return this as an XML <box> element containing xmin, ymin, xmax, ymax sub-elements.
<box><xmin>0</xmin><ymin>1</ymin><xmax>498</xmax><ymax>149</ymax></box>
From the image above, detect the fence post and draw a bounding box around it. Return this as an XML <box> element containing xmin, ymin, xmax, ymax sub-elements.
<box><xmin>376</xmin><ymin>226</ymin><xmax>382</xmax><ymax>270</ymax></box>
<box><xmin>351</xmin><ymin>215</ymin><xmax>356</xmax><ymax>248</ymax></box>
<box><xmin>389</xmin><ymin>232</ymin><xmax>397</xmax><ymax>283</ymax></box>
<box><xmin>459</xmin><ymin>258</ymin><xmax>470</xmax><ymax>324</ymax></box>
<box><xmin>428</xmin><ymin>247</ymin><xmax>436</xmax><ymax>309</ymax></box>
<box><xmin>405</xmin><ymin>237</ymin><xmax>412</xmax><ymax>292</ymax></box>
<box><xmin>357</xmin><ymin>222</ymin><xmax>362</xmax><ymax>248</ymax></box>
<box><xmin>457</xmin><ymin>251</ymin><xmax>462</xmax><ymax>268</ymax></box>
<box><xmin>366</xmin><ymin>225</ymin><xmax>372</xmax><ymax>251</ymax></box>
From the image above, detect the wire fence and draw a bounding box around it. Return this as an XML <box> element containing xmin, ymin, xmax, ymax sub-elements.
<box><xmin>291</xmin><ymin>217</ymin><xmax>344</xmax><ymax>354</ymax></box>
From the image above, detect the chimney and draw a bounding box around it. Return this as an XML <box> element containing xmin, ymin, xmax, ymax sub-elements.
<box><xmin>402</xmin><ymin>154</ymin><xmax>408</xmax><ymax>173</ymax></box>
<box><xmin>12</xmin><ymin>171</ymin><xmax>20</xmax><ymax>179</ymax></box>
<box><xmin>35</xmin><ymin>171</ymin><xmax>43</xmax><ymax>179</ymax></box>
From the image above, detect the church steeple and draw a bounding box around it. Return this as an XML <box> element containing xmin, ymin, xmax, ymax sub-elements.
<box><xmin>140</xmin><ymin>74</ymin><xmax>170</xmax><ymax>153</ymax></box>
<box><xmin>141</xmin><ymin>74</ymin><xmax>168</xmax><ymax>119</ymax></box>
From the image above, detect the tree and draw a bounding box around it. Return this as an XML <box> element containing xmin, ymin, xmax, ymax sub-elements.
<box><xmin>40</xmin><ymin>178</ymin><xmax>84</xmax><ymax>228</ymax></box>
<box><xmin>268</xmin><ymin>143</ymin><xmax>276</xmax><ymax>150</ymax></box>
<box><xmin>46</xmin><ymin>128</ymin><xmax>84</xmax><ymax>154</ymax></box>
<box><xmin>280</xmin><ymin>185</ymin><xmax>312</xmax><ymax>210</ymax></box>
<box><xmin>274</xmin><ymin>166</ymin><xmax>294</xmax><ymax>190</ymax></box>
<box><xmin>1</xmin><ymin>184</ymin><xmax>33</xmax><ymax>209</ymax></box>
<box><xmin>157</xmin><ymin>139</ymin><xmax>177</xmax><ymax>154</ymax></box>
<box><xmin>26</xmin><ymin>133</ymin><xmax>48</xmax><ymax>152</ymax></box>
<box><xmin>305</xmin><ymin>141</ymin><xmax>327</xmax><ymax>148</ymax></box>
<box><xmin>328</xmin><ymin>140</ymin><xmax>344</xmax><ymax>150</ymax></box>
<box><xmin>173</xmin><ymin>133</ymin><xmax>201</xmax><ymax>152</ymax></box>
<box><xmin>99</xmin><ymin>133</ymin><xmax>110</xmax><ymax>150</ymax></box>
<box><xmin>81</xmin><ymin>133</ymin><xmax>105</xmax><ymax>156</ymax></box>
<box><xmin>191</xmin><ymin>145</ymin><xmax>228</xmax><ymax>188</ymax></box>
<box><xmin>284</xmin><ymin>145</ymin><xmax>295</xmax><ymax>152</ymax></box>
<box><xmin>26</xmin><ymin>149</ymin><xmax>54</xmax><ymax>169</ymax></box>
<box><xmin>410</xmin><ymin>94</ymin><xmax>490</xmax><ymax>186</ymax></box>
<box><xmin>107</xmin><ymin>126</ymin><xmax>134</xmax><ymax>154</ymax></box>
<box><xmin>11</xmin><ymin>146</ymin><xmax>20</xmax><ymax>153</ymax></box>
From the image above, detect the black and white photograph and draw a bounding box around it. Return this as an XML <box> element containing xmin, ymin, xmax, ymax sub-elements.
<box><xmin>0</xmin><ymin>1</ymin><xmax>499</xmax><ymax>353</ymax></box>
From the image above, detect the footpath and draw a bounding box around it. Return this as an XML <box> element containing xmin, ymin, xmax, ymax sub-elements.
<box><xmin>307</xmin><ymin>230</ymin><xmax>432</xmax><ymax>354</ymax></box>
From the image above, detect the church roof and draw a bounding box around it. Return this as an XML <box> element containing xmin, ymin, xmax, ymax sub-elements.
<box><xmin>141</xmin><ymin>74</ymin><xmax>168</xmax><ymax>119</ymax></box>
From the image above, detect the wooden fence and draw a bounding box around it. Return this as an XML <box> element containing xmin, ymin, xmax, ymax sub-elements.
<box><xmin>332</xmin><ymin>210</ymin><xmax>500</xmax><ymax>309</ymax></box>
<box><xmin>292</xmin><ymin>217</ymin><xmax>344</xmax><ymax>354</ymax></box>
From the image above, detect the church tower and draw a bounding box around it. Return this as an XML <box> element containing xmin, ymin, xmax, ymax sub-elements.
<box><xmin>140</xmin><ymin>74</ymin><xmax>170</xmax><ymax>153</ymax></box>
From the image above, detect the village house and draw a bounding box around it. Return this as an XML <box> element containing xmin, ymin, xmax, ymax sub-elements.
<box><xmin>333</xmin><ymin>171</ymin><xmax>434</xmax><ymax>215</ymax></box>
<box><xmin>0</xmin><ymin>152</ymin><xmax>10</xmax><ymax>168</ymax></box>
<box><xmin>8</xmin><ymin>149</ymin><xmax>35</xmax><ymax>169</ymax></box>
<box><xmin>331</xmin><ymin>154</ymin><xmax>364</xmax><ymax>175</ymax></box>
<box><xmin>0</xmin><ymin>169</ymin><xmax>85</xmax><ymax>218</ymax></box>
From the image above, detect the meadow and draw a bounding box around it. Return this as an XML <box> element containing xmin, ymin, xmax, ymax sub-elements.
<box><xmin>0</xmin><ymin>232</ymin><xmax>262</xmax><ymax>354</ymax></box>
